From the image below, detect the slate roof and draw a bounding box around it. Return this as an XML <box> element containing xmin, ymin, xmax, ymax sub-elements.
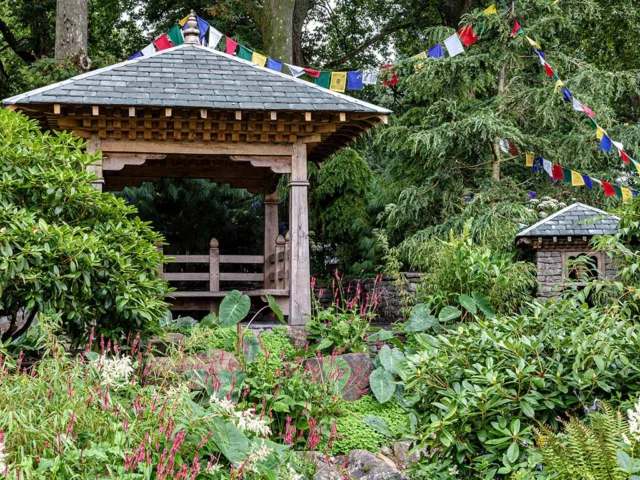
<box><xmin>3</xmin><ymin>45</ymin><xmax>390</xmax><ymax>114</ymax></box>
<box><xmin>516</xmin><ymin>202</ymin><xmax>620</xmax><ymax>238</ymax></box>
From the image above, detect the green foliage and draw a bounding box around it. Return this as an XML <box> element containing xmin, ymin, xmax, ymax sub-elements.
<box><xmin>305</xmin><ymin>306</ymin><xmax>373</xmax><ymax>355</ymax></box>
<box><xmin>0</xmin><ymin>109</ymin><xmax>168</xmax><ymax>343</ymax></box>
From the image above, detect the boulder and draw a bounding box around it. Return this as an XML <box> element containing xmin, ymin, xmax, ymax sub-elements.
<box><xmin>346</xmin><ymin>450</ymin><xmax>408</xmax><ymax>480</ymax></box>
<box><xmin>304</xmin><ymin>353</ymin><xmax>375</xmax><ymax>401</ymax></box>
<box><xmin>392</xmin><ymin>441</ymin><xmax>427</xmax><ymax>467</ymax></box>
<box><xmin>153</xmin><ymin>349</ymin><xmax>240</xmax><ymax>377</ymax></box>
<box><xmin>297</xmin><ymin>452</ymin><xmax>344</xmax><ymax>480</ymax></box>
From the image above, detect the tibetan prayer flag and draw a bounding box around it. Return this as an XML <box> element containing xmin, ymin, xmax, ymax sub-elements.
<box><xmin>363</xmin><ymin>69</ymin><xmax>378</xmax><ymax>85</ymax></box>
<box><xmin>634</xmin><ymin>190</ymin><xmax>639</xmax><ymax>197</ymax></box>
<box><xmin>571</xmin><ymin>171</ymin><xmax>585</xmax><ymax>186</ymax></box>
<box><xmin>238</xmin><ymin>45</ymin><xmax>253</xmax><ymax>61</ymax></box>
<box><xmin>179</xmin><ymin>14</ymin><xmax>189</xmax><ymax>27</ymax></box>
<box><xmin>128</xmin><ymin>51</ymin><xmax>142</xmax><ymax>60</ymax></box>
<box><xmin>596</xmin><ymin>126</ymin><xmax>605</xmax><ymax>140</ymax></box>
<box><xmin>600</xmin><ymin>134</ymin><xmax>612</xmax><ymax>152</ymax></box>
<box><xmin>526</xmin><ymin>151</ymin><xmax>535</xmax><ymax>167</ymax></box>
<box><xmin>526</xmin><ymin>36</ymin><xmax>541</xmax><ymax>49</ymax></box>
<box><xmin>532</xmin><ymin>156</ymin><xmax>543</xmax><ymax>172</ymax></box>
<box><xmin>562</xmin><ymin>87</ymin><xmax>572</xmax><ymax>103</ymax></box>
<box><xmin>380</xmin><ymin>65</ymin><xmax>398</xmax><ymax>86</ymax></box>
<box><xmin>582</xmin><ymin>174</ymin><xmax>593</xmax><ymax>190</ymax></box>
<box><xmin>266</xmin><ymin>58</ymin><xmax>283</xmax><ymax>72</ymax></box>
<box><xmin>511</xmin><ymin>22</ymin><xmax>522</xmax><ymax>37</ymax></box>
<box><xmin>633</xmin><ymin>160</ymin><xmax>640</xmax><ymax>175</ymax></box>
<box><xmin>562</xmin><ymin>167</ymin><xmax>572</xmax><ymax>183</ymax></box>
<box><xmin>457</xmin><ymin>25</ymin><xmax>479</xmax><ymax>47</ymax></box>
<box><xmin>252</xmin><ymin>52</ymin><xmax>268</xmax><ymax>67</ymax></box>
<box><xmin>484</xmin><ymin>4</ymin><xmax>497</xmax><ymax>14</ymax></box>
<box><xmin>225</xmin><ymin>37</ymin><xmax>238</xmax><ymax>55</ymax></box>
<box><xmin>601</xmin><ymin>181</ymin><xmax>616</xmax><ymax>197</ymax></box>
<box><xmin>543</xmin><ymin>159</ymin><xmax>553</xmax><ymax>177</ymax></box>
<box><xmin>622</xmin><ymin>188</ymin><xmax>632</xmax><ymax>200</ymax></box>
<box><xmin>572</xmin><ymin>97</ymin><xmax>583</xmax><ymax>112</ymax></box>
<box><xmin>621</xmin><ymin>150</ymin><xmax>631</xmax><ymax>164</ymax></box>
<box><xmin>141</xmin><ymin>43</ymin><xmax>156</xmax><ymax>57</ymax></box>
<box><xmin>554</xmin><ymin>79</ymin><xmax>564</xmax><ymax>93</ymax></box>
<box><xmin>330</xmin><ymin>72</ymin><xmax>347</xmax><ymax>92</ymax></box>
<box><xmin>428</xmin><ymin>44</ymin><xmax>445</xmax><ymax>59</ymax></box>
<box><xmin>552</xmin><ymin>164</ymin><xmax>564</xmax><ymax>180</ymax></box>
<box><xmin>613</xmin><ymin>185</ymin><xmax>623</xmax><ymax>198</ymax></box>
<box><xmin>286</xmin><ymin>63</ymin><xmax>305</xmax><ymax>78</ymax></box>
<box><xmin>500</xmin><ymin>139</ymin><xmax>510</xmax><ymax>153</ymax></box>
<box><xmin>412</xmin><ymin>52</ymin><xmax>427</xmax><ymax>60</ymax></box>
<box><xmin>535</xmin><ymin>50</ymin><xmax>546</xmax><ymax>65</ymax></box>
<box><xmin>153</xmin><ymin>34</ymin><xmax>172</xmax><ymax>51</ymax></box>
<box><xmin>196</xmin><ymin>16</ymin><xmax>210</xmax><ymax>44</ymax></box>
<box><xmin>209</xmin><ymin>27</ymin><xmax>223</xmax><ymax>49</ymax></box>
<box><xmin>304</xmin><ymin>68</ymin><xmax>321</xmax><ymax>78</ymax></box>
<box><xmin>613</xmin><ymin>141</ymin><xmax>624</xmax><ymax>152</ymax></box>
<box><xmin>167</xmin><ymin>25</ymin><xmax>184</xmax><ymax>47</ymax></box>
<box><xmin>444</xmin><ymin>33</ymin><xmax>465</xmax><ymax>57</ymax></box>
<box><xmin>347</xmin><ymin>71</ymin><xmax>364</xmax><ymax>90</ymax></box>
<box><xmin>315</xmin><ymin>71</ymin><xmax>331</xmax><ymax>88</ymax></box>
<box><xmin>509</xmin><ymin>140</ymin><xmax>519</xmax><ymax>156</ymax></box>
<box><xmin>543</xmin><ymin>62</ymin><xmax>554</xmax><ymax>78</ymax></box>
<box><xmin>582</xmin><ymin>104</ymin><xmax>596</xmax><ymax>119</ymax></box>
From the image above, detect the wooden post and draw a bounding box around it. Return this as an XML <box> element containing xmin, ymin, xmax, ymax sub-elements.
<box><xmin>284</xmin><ymin>231</ymin><xmax>290</xmax><ymax>291</ymax></box>
<box><xmin>288</xmin><ymin>141</ymin><xmax>311</xmax><ymax>325</ymax></box>
<box><xmin>274</xmin><ymin>234</ymin><xmax>286</xmax><ymax>289</ymax></box>
<box><xmin>263</xmin><ymin>190</ymin><xmax>279</xmax><ymax>288</ymax></box>
<box><xmin>209</xmin><ymin>238</ymin><xmax>220</xmax><ymax>292</ymax></box>
<box><xmin>86</xmin><ymin>134</ymin><xmax>104</xmax><ymax>192</ymax></box>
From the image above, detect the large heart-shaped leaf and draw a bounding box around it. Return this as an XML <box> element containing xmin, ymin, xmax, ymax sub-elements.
<box><xmin>458</xmin><ymin>294</ymin><xmax>477</xmax><ymax>314</ymax></box>
<box><xmin>369</xmin><ymin>367</ymin><xmax>395</xmax><ymax>403</ymax></box>
<box><xmin>378</xmin><ymin>346</ymin><xmax>405</xmax><ymax>374</ymax></box>
<box><xmin>219</xmin><ymin>290</ymin><xmax>251</xmax><ymax>327</ymax></box>
<box><xmin>209</xmin><ymin>417</ymin><xmax>250</xmax><ymax>466</ymax></box>
<box><xmin>472</xmin><ymin>291</ymin><xmax>496</xmax><ymax>319</ymax></box>
<box><xmin>266</xmin><ymin>295</ymin><xmax>284</xmax><ymax>323</ymax></box>
<box><xmin>405</xmin><ymin>304</ymin><xmax>437</xmax><ymax>332</ymax></box>
<box><xmin>243</xmin><ymin>336</ymin><xmax>261</xmax><ymax>364</ymax></box>
<box><xmin>439</xmin><ymin>306</ymin><xmax>461</xmax><ymax>322</ymax></box>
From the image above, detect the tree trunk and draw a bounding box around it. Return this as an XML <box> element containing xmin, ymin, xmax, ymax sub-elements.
<box><xmin>440</xmin><ymin>0</ymin><xmax>475</xmax><ymax>26</ymax></box>
<box><xmin>55</xmin><ymin>0</ymin><xmax>88</xmax><ymax>62</ymax></box>
<box><xmin>292</xmin><ymin>0</ymin><xmax>313</xmax><ymax>65</ymax></box>
<box><xmin>257</xmin><ymin>0</ymin><xmax>296</xmax><ymax>64</ymax></box>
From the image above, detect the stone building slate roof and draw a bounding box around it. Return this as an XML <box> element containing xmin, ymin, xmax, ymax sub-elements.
<box><xmin>516</xmin><ymin>202</ymin><xmax>620</xmax><ymax>238</ymax></box>
<box><xmin>3</xmin><ymin>45</ymin><xmax>391</xmax><ymax>114</ymax></box>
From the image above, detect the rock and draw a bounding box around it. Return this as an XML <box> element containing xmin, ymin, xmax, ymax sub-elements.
<box><xmin>153</xmin><ymin>349</ymin><xmax>240</xmax><ymax>378</ymax></box>
<box><xmin>346</xmin><ymin>450</ymin><xmax>408</xmax><ymax>480</ymax></box>
<box><xmin>150</xmin><ymin>333</ymin><xmax>185</xmax><ymax>355</ymax></box>
<box><xmin>297</xmin><ymin>452</ymin><xmax>344</xmax><ymax>480</ymax></box>
<box><xmin>393</xmin><ymin>440</ymin><xmax>426</xmax><ymax>467</ymax></box>
<box><xmin>286</xmin><ymin>326</ymin><xmax>308</xmax><ymax>347</ymax></box>
<box><xmin>380</xmin><ymin>446</ymin><xmax>392</xmax><ymax>456</ymax></box>
<box><xmin>304</xmin><ymin>353</ymin><xmax>375</xmax><ymax>402</ymax></box>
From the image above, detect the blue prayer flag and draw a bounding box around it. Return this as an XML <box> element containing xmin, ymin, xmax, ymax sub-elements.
<box><xmin>562</xmin><ymin>87</ymin><xmax>572</xmax><ymax>103</ymax></box>
<box><xmin>428</xmin><ymin>44</ymin><xmax>445</xmax><ymax>59</ymax></box>
<box><xmin>582</xmin><ymin>174</ymin><xmax>593</xmax><ymax>190</ymax></box>
<box><xmin>128</xmin><ymin>52</ymin><xmax>142</xmax><ymax>60</ymax></box>
<box><xmin>532</xmin><ymin>155</ymin><xmax>544</xmax><ymax>172</ymax></box>
<box><xmin>196</xmin><ymin>16</ymin><xmax>210</xmax><ymax>44</ymax></box>
<box><xmin>347</xmin><ymin>70</ymin><xmax>364</xmax><ymax>90</ymax></box>
<box><xmin>633</xmin><ymin>190</ymin><xmax>639</xmax><ymax>197</ymax></box>
<box><xmin>266</xmin><ymin>58</ymin><xmax>283</xmax><ymax>72</ymax></box>
<box><xmin>600</xmin><ymin>134</ymin><xmax>612</xmax><ymax>152</ymax></box>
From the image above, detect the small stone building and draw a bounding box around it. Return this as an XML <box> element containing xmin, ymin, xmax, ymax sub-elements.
<box><xmin>515</xmin><ymin>203</ymin><xmax>620</xmax><ymax>301</ymax></box>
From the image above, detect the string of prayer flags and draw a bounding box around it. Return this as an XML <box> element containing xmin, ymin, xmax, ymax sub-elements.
<box><xmin>347</xmin><ymin>71</ymin><xmax>364</xmax><ymax>90</ymax></box>
<box><xmin>287</xmin><ymin>64</ymin><xmax>305</xmax><ymax>78</ymax></box>
<box><xmin>304</xmin><ymin>68</ymin><xmax>322</xmax><ymax>78</ymax></box>
<box><xmin>315</xmin><ymin>71</ymin><xmax>331</xmax><ymax>88</ymax></box>
<box><xmin>266</xmin><ymin>58</ymin><xmax>283</xmax><ymax>72</ymax></box>
<box><xmin>238</xmin><ymin>45</ymin><xmax>253</xmax><ymax>61</ymax></box>
<box><xmin>484</xmin><ymin>4</ymin><xmax>498</xmax><ymax>14</ymax></box>
<box><xmin>251</xmin><ymin>52</ymin><xmax>268</xmax><ymax>68</ymax></box>
<box><xmin>458</xmin><ymin>25</ymin><xmax>479</xmax><ymax>47</ymax></box>
<box><xmin>511</xmin><ymin>22</ymin><xmax>523</xmax><ymax>37</ymax></box>
<box><xmin>380</xmin><ymin>65</ymin><xmax>399</xmax><ymax>86</ymax></box>
<box><xmin>153</xmin><ymin>34</ymin><xmax>172</xmax><ymax>51</ymax></box>
<box><xmin>330</xmin><ymin>72</ymin><xmax>347</xmax><ymax>92</ymax></box>
<box><xmin>444</xmin><ymin>33</ymin><xmax>465</xmax><ymax>57</ymax></box>
<box><xmin>208</xmin><ymin>26</ymin><xmax>223</xmax><ymax>49</ymax></box>
<box><xmin>225</xmin><ymin>37</ymin><xmax>238</xmax><ymax>55</ymax></box>
<box><xmin>167</xmin><ymin>25</ymin><xmax>184</xmax><ymax>47</ymax></box>
<box><xmin>141</xmin><ymin>43</ymin><xmax>156</xmax><ymax>57</ymax></box>
<box><xmin>428</xmin><ymin>44</ymin><xmax>445</xmax><ymax>59</ymax></box>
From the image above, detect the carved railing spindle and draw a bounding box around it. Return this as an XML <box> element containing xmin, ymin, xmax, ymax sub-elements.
<box><xmin>274</xmin><ymin>234</ymin><xmax>286</xmax><ymax>289</ymax></box>
<box><xmin>209</xmin><ymin>238</ymin><xmax>220</xmax><ymax>292</ymax></box>
<box><xmin>284</xmin><ymin>231</ymin><xmax>290</xmax><ymax>291</ymax></box>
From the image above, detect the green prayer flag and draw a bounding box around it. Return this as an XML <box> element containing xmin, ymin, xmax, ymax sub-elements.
<box><xmin>315</xmin><ymin>71</ymin><xmax>331</xmax><ymax>89</ymax></box>
<box><xmin>238</xmin><ymin>45</ymin><xmax>253</xmax><ymax>61</ymax></box>
<box><xmin>613</xmin><ymin>185</ymin><xmax>623</xmax><ymax>198</ymax></box>
<box><xmin>167</xmin><ymin>25</ymin><xmax>184</xmax><ymax>47</ymax></box>
<box><xmin>589</xmin><ymin>118</ymin><xmax>598</xmax><ymax>130</ymax></box>
<box><xmin>562</xmin><ymin>167</ymin><xmax>572</xmax><ymax>183</ymax></box>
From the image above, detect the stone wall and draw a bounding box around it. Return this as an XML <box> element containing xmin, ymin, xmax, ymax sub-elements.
<box><xmin>313</xmin><ymin>273</ymin><xmax>424</xmax><ymax>324</ymax></box>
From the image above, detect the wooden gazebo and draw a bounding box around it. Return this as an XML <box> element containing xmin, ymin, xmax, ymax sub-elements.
<box><xmin>2</xmin><ymin>13</ymin><xmax>391</xmax><ymax>325</ymax></box>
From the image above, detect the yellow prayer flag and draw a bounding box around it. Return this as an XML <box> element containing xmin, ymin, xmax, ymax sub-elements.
<box><xmin>596</xmin><ymin>126</ymin><xmax>605</xmax><ymax>141</ymax></box>
<box><xmin>633</xmin><ymin>160</ymin><xmax>640</xmax><ymax>175</ymax></box>
<box><xmin>526</xmin><ymin>36</ymin><xmax>541</xmax><ymax>50</ymax></box>
<box><xmin>252</xmin><ymin>52</ymin><xmax>268</xmax><ymax>67</ymax></box>
<box><xmin>622</xmin><ymin>188</ymin><xmax>632</xmax><ymax>201</ymax></box>
<box><xmin>525</xmin><ymin>152</ymin><xmax>535</xmax><ymax>167</ymax></box>
<box><xmin>554</xmin><ymin>79</ymin><xmax>564</xmax><ymax>93</ymax></box>
<box><xmin>412</xmin><ymin>52</ymin><xmax>427</xmax><ymax>60</ymax></box>
<box><xmin>571</xmin><ymin>171</ymin><xmax>585</xmax><ymax>186</ymax></box>
<box><xmin>179</xmin><ymin>15</ymin><xmax>190</xmax><ymax>27</ymax></box>
<box><xmin>484</xmin><ymin>4</ymin><xmax>498</xmax><ymax>14</ymax></box>
<box><xmin>330</xmin><ymin>72</ymin><xmax>347</xmax><ymax>93</ymax></box>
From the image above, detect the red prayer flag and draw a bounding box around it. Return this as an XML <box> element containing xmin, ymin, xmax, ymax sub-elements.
<box><xmin>552</xmin><ymin>164</ymin><xmax>564</xmax><ymax>181</ymax></box>
<box><xmin>153</xmin><ymin>34</ymin><xmax>172</xmax><ymax>51</ymax></box>
<box><xmin>509</xmin><ymin>140</ymin><xmax>519</xmax><ymax>156</ymax></box>
<box><xmin>380</xmin><ymin>65</ymin><xmax>398</xmax><ymax>86</ymax></box>
<box><xmin>543</xmin><ymin>62</ymin><xmax>554</xmax><ymax>78</ymax></box>
<box><xmin>303</xmin><ymin>68</ymin><xmax>321</xmax><ymax>78</ymax></box>
<box><xmin>457</xmin><ymin>24</ymin><xmax>479</xmax><ymax>47</ymax></box>
<box><xmin>621</xmin><ymin>150</ymin><xmax>630</xmax><ymax>164</ymax></box>
<box><xmin>581</xmin><ymin>105</ymin><xmax>596</xmax><ymax>119</ymax></box>
<box><xmin>225</xmin><ymin>36</ymin><xmax>238</xmax><ymax>55</ymax></box>
<box><xmin>511</xmin><ymin>22</ymin><xmax>522</xmax><ymax>38</ymax></box>
<box><xmin>601</xmin><ymin>181</ymin><xmax>616</xmax><ymax>197</ymax></box>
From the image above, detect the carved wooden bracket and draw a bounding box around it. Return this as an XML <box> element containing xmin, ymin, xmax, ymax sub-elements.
<box><xmin>229</xmin><ymin>155</ymin><xmax>291</xmax><ymax>174</ymax></box>
<box><xmin>103</xmin><ymin>154</ymin><xmax>166</xmax><ymax>171</ymax></box>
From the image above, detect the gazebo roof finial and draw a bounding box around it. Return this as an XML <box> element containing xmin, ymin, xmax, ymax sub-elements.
<box><xmin>183</xmin><ymin>10</ymin><xmax>200</xmax><ymax>45</ymax></box>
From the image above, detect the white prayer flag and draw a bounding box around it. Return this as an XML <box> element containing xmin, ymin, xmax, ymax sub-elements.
<box><xmin>362</xmin><ymin>68</ymin><xmax>379</xmax><ymax>85</ymax></box>
<box><xmin>542</xmin><ymin>159</ymin><xmax>553</xmax><ymax>178</ymax></box>
<box><xmin>209</xmin><ymin>27</ymin><xmax>223</xmax><ymax>49</ymax></box>
<box><xmin>141</xmin><ymin>43</ymin><xmax>156</xmax><ymax>57</ymax></box>
<box><xmin>286</xmin><ymin>63</ymin><xmax>305</xmax><ymax>78</ymax></box>
<box><xmin>499</xmin><ymin>138</ymin><xmax>510</xmax><ymax>153</ymax></box>
<box><xmin>444</xmin><ymin>33</ymin><xmax>464</xmax><ymax>57</ymax></box>
<box><xmin>572</xmin><ymin>97</ymin><xmax>583</xmax><ymax>112</ymax></box>
<box><xmin>613</xmin><ymin>141</ymin><xmax>624</xmax><ymax>152</ymax></box>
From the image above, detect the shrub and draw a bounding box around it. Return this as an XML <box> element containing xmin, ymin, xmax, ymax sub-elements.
<box><xmin>0</xmin><ymin>109</ymin><xmax>168</xmax><ymax>344</ymax></box>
